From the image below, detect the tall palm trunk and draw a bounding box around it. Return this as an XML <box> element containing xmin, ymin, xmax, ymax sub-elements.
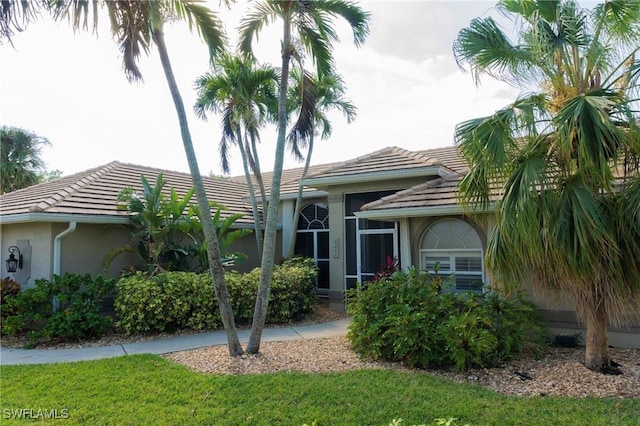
<box><xmin>151</xmin><ymin>21</ymin><xmax>243</xmax><ymax>356</ymax></box>
<box><xmin>286</xmin><ymin>134</ymin><xmax>314</xmax><ymax>258</ymax></box>
<box><xmin>246</xmin><ymin>7</ymin><xmax>292</xmax><ymax>353</ymax></box>
<box><xmin>248</xmin><ymin>134</ymin><xmax>269</xmax><ymax>222</ymax></box>
<box><xmin>237</xmin><ymin>128</ymin><xmax>263</xmax><ymax>259</ymax></box>
<box><xmin>584</xmin><ymin>294</ymin><xmax>611</xmax><ymax>371</ymax></box>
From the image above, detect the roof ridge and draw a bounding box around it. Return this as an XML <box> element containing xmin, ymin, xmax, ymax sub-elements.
<box><xmin>305</xmin><ymin>146</ymin><xmax>398</xmax><ymax>178</ymax></box>
<box><xmin>28</xmin><ymin>162</ymin><xmax>121</xmax><ymax>213</ymax></box>
<box><xmin>392</xmin><ymin>146</ymin><xmax>442</xmax><ymax>166</ymax></box>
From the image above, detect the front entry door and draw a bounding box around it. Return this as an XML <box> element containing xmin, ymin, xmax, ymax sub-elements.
<box><xmin>357</xmin><ymin>224</ymin><xmax>398</xmax><ymax>283</ymax></box>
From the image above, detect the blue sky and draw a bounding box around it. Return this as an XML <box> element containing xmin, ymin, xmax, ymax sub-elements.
<box><xmin>0</xmin><ymin>1</ymin><xmax>517</xmax><ymax>177</ymax></box>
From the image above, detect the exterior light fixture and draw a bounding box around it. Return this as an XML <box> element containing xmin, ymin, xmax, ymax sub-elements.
<box><xmin>6</xmin><ymin>246</ymin><xmax>23</xmax><ymax>273</ymax></box>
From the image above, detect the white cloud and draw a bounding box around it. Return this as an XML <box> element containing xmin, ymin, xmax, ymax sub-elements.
<box><xmin>0</xmin><ymin>0</ymin><xmax>520</xmax><ymax>177</ymax></box>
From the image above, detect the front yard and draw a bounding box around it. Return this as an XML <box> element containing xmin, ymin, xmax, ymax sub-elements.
<box><xmin>1</xmin><ymin>354</ymin><xmax>638</xmax><ymax>425</ymax></box>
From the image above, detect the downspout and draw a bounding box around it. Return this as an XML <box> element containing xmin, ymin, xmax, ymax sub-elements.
<box><xmin>53</xmin><ymin>221</ymin><xmax>77</xmax><ymax>276</ymax></box>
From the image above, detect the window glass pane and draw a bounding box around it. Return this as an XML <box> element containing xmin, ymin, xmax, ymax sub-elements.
<box><xmin>317</xmin><ymin>260</ymin><xmax>330</xmax><ymax>289</ymax></box>
<box><xmin>436</xmin><ymin>236</ymin><xmax>465</xmax><ymax>249</ymax></box>
<box><xmin>345</xmin><ymin>191</ymin><xmax>396</xmax><ymax>216</ymax></box>
<box><xmin>455</xmin><ymin>256</ymin><xmax>482</xmax><ymax>272</ymax></box>
<box><xmin>346</xmin><ymin>277</ymin><xmax>358</xmax><ymax>290</ymax></box>
<box><xmin>317</xmin><ymin>231</ymin><xmax>329</xmax><ymax>259</ymax></box>
<box><xmin>294</xmin><ymin>233</ymin><xmax>314</xmax><ymax>258</ymax></box>
<box><xmin>299</xmin><ymin>204</ymin><xmax>328</xmax><ymax>230</ymax></box>
<box><xmin>358</xmin><ymin>219</ymin><xmax>396</xmax><ymax>230</ymax></box>
<box><xmin>423</xmin><ymin>255</ymin><xmax>451</xmax><ymax>272</ymax></box>
<box><xmin>455</xmin><ymin>275</ymin><xmax>483</xmax><ymax>292</ymax></box>
<box><xmin>422</xmin><ymin>219</ymin><xmax>482</xmax><ymax>249</ymax></box>
<box><xmin>360</xmin><ymin>233</ymin><xmax>394</xmax><ymax>275</ymax></box>
<box><xmin>361</xmin><ymin>272</ymin><xmax>375</xmax><ymax>283</ymax></box>
<box><xmin>345</xmin><ymin>219</ymin><xmax>357</xmax><ymax>275</ymax></box>
<box><xmin>461</xmin><ymin>231</ymin><xmax>482</xmax><ymax>249</ymax></box>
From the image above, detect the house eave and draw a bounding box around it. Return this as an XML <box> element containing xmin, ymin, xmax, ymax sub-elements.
<box><xmin>243</xmin><ymin>190</ymin><xmax>329</xmax><ymax>204</ymax></box>
<box><xmin>0</xmin><ymin>213</ymin><xmax>132</xmax><ymax>225</ymax></box>
<box><xmin>355</xmin><ymin>204</ymin><xmax>495</xmax><ymax>220</ymax></box>
<box><xmin>277</xmin><ymin>190</ymin><xmax>329</xmax><ymax>201</ymax></box>
<box><xmin>301</xmin><ymin>166</ymin><xmax>451</xmax><ymax>187</ymax></box>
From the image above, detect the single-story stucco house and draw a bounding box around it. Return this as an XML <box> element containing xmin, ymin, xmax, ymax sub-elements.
<box><xmin>1</xmin><ymin>145</ymin><xmax>638</xmax><ymax>348</ymax></box>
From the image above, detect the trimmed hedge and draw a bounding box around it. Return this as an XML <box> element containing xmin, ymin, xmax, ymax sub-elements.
<box><xmin>115</xmin><ymin>257</ymin><xmax>318</xmax><ymax>335</ymax></box>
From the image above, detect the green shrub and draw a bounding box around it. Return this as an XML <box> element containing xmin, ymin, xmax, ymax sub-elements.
<box><xmin>1</xmin><ymin>274</ymin><xmax>115</xmax><ymax>342</ymax></box>
<box><xmin>0</xmin><ymin>277</ymin><xmax>21</xmax><ymax>325</ymax></box>
<box><xmin>115</xmin><ymin>257</ymin><xmax>318</xmax><ymax>335</ymax></box>
<box><xmin>267</xmin><ymin>257</ymin><xmax>318</xmax><ymax>323</ymax></box>
<box><xmin>347</xmin><ymin>268</ymin><xmax>455</xmax><ymax>368</ymax></box>
<box><xmin>115</xmin><ymin>271</ymin><xmax>220</xmax><ymax>335</ymax></box>
<box><xmin>347</xmin><ymin>268</ymin><xmax>547</xmax><ymax>371</ymax></box>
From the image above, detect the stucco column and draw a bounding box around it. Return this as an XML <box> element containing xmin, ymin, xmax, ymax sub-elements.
<box><xmin>399</xmin><ymin>218</ymin><xmax>412</xmax><ymax>271</ymax></box>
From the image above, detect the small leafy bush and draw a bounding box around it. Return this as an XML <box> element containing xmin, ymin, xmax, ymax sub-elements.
<box><xmin>347</xmin><ymin>268</ymin><xmax>547</xmax><ymax>371</ymax></box>
<box><xmin>1</xmin><ymin>274</ymin><xmax>115</xmax><ymax>342</ymax></box>
<box><xmin>0</xmin><ymin>277</ymin><xmax>21</xmax><ymax>324</ymax></box>
<box><xmin>115</xmin><ymin>257</ymin><xmax>318</xmax><ymax>335</ymax></box>
<box><xmin>267</xmin><ymin>257</ymin><xmax>318</xmax><ymax>323</ymax></box>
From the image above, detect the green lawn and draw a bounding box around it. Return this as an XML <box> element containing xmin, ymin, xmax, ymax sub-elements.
<box><xmin>1</xmin><ymin>355</ymin><xmax>638</xmax><ymax>425</ymax></box>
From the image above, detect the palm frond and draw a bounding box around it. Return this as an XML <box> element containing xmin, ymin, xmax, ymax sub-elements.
<box><xmin>237</xmin><ymin>0</ymin><xmax>281</xmax><ymax>56</ymax></box>
<box><xmin>171</xmin><ymin>0</ymin><xmax>227</xmax><ymax>61</ymax></box>
<box><xmin>318</xmin><ymin>0</ymin><xmax>370</xmax><ymax>47</ymax></box>
<box><xmin>0</xmin><ymin>0</ymin><xmax>42</xmax><ymax>42</ymax></box>
<box><xmin>454</xmin><ymin>16</ymin><xmax>532</xmax><ymax>85</ymax></box>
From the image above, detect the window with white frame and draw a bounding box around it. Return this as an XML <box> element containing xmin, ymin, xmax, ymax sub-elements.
<box><xmin>420</xmin><ymin>219</ymin><xmax>484</xmax><ymax>293</ymax></box>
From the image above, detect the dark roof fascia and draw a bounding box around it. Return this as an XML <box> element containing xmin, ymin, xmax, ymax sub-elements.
<box><xmin>0</xmin><ymin>212</ymin><xmax>259</xmax><ymax>230</ymax></box>
<box><xmin>354</xmin><ymin>203</ymin><xmax>496</xmax><ymax>221</ymax></box>
<box><xmin>300</xmin><ymin>166</ymin><xmax>452</xmax><ymax>187</ymax></box>
<box><xmin>241</xmin><ymin>189</ymin><xmax>329</xmax><ymax>204</ymax></box>
<box><xmin>0</xmin><ymin>213</ymin><xmax>131</xmax><ymax>225</ymax></box>
<box><xmin>276</xmin><ymin>189</ymin><xmax>329</xmax><ymax>202</ymax></box>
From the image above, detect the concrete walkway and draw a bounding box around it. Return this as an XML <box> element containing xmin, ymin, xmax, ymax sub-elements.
<box><xmin>0</xmin><ymin>318</ymin><xmax>351</xmax><ymax>366</ymax></box>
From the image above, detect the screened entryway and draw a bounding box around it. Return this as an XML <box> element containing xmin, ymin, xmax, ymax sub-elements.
<box><xmin>294</xmin><ymin>203</ymin><xmax>330</xmax><ymax>296</ymax></box>
<box><xmin>345</xmin><ymin>191</ymin><xmax>399</xmax><ymax>289</ymax></box>
<box><xmin>420</xmin><ymin>218</ymin><xmax>484</xmax><ymax>293</ymax></box>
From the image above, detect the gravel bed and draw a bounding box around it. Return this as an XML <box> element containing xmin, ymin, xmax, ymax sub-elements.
<box><xmin>165</xmin><ymin>337</ymin><xmax>640</xmax><ymax>399</ymax></box>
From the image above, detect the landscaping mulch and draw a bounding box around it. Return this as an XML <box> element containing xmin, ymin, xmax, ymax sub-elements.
<box><xmin>165</xmin><ymin>336</ymin><xmax>640</xmax><ymax>399</ymax></box>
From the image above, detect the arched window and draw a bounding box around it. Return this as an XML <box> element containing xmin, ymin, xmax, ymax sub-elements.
<box><xmin>420</xmin><ymin>218</ymin><xmax>484</xmax><ymax>293</ymax></box>
<box><xmin>295</xmin><ymin>203</ymin><xmax>329</xmax><ymax>294</ymax></box>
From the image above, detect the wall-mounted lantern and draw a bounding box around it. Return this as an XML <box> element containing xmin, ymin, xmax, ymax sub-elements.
<box><xmin>6</xmin><ymin>246</ymin><xmax>23</xmax><ymax>273</ymax></box>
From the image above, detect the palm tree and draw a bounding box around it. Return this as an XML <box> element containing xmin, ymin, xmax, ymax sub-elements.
<box><xmin>0</xmin><ymin>126</ymin><xmax>51</xmax><ymax>194</ymax></box>
<box><xmin>285</xmin><ymin>68</ymin><xmax>356</xmax><ymax>258</ymax></box>
<box><xmin>453</xmin><ymin>0</ymin><xmax>640</xmax><ymax>372</ymax></box>
<box><xmin>238</xmin><ymin>0</ymin><xmax>370</xmax><ymax>353</ymax></box>
<box><xmin>1</xmin><ymin>0</ymin><xmax>244</xmax><ymax>355</ymax></box>
<box><xmin>194</xmin><ymin>52</ymin><xmax>279</xmax><ymax>260</ymax></box>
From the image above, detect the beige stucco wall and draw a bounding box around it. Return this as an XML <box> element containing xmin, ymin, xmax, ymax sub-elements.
<box><xmin>56</xmin><ymin>223</ymin><xmax>140</xmax><ymax>279</ymax></box>
<box><xmin>225</xmin><ymin>231</ymin><xmax>267</xmax><ymax>273</ymax></box>
<box><xmin>1</xmin><ymin>222</ymin><xmax>55</xmax><ymax>287</ymax></box>
<box><xmin>2</xmin><ymin>220</ymin><xmax>269</xmax><ymax>286</ymax></box>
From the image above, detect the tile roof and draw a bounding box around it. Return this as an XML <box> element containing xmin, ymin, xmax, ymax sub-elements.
<box><xmin>0</xmin><ymin>161</ymin><xmax>254</xmax><ymax>225</ymax></box>
<box><xmin>0</xmin><ymin>145</ymin><xmax>472</xmax><ymax>223</ymax></box>
<box><xmin>416</xmin><ymin>146</ymin><xmax>468</xmax><ymax>174</ymax></box>
<box><xmin>237</xmin><ymin>161</ymin><xmax>344</xmax><ymax>199</ymax></box>
<box><xmin>303</xmin><ymin>146</ymin><xmax>452</xmax><ymax>181</ymax></box>
<box><xmin>361</xmin><ymin>174</ymin><xmax>465</xmax><ymax>212</ymax></box>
